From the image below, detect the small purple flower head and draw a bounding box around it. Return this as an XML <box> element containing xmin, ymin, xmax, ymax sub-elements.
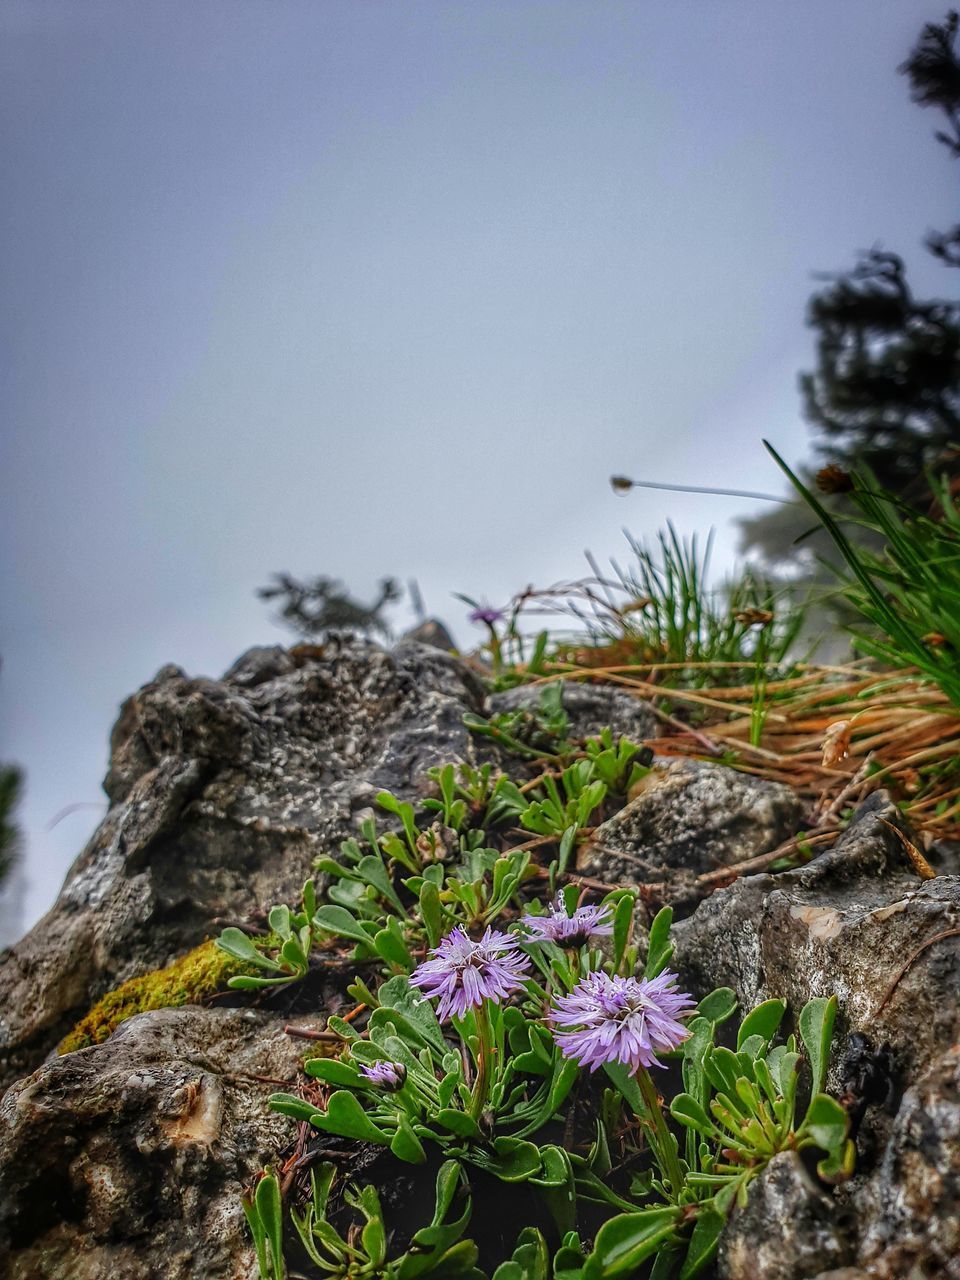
<box><xmin>359</xmin><ymin>1060</ymin><xmax>407</xmax><ymax>1090</ymax></box>
<box><xmin>550</xmin><ymin>970</ymin><xmax>695</xmax><ymax>1072</ymax></box>
<box><xmin>410</xmin><ymin>926</ymin><xmax>531</xmax><ymax>1022</ymax></box>
<box><xmin>468</xmin><ymin>604</ymin><xmax>505</xmax><ymax>627</ymax></box>
<box><xmin>521</xmin><ymin>894</ymin><xmax>615</xmax><ymax>948</ymax></box>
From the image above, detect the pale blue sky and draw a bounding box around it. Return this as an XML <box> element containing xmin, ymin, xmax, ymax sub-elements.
<box><xmin>1</xmin><ymin>1</ymin><xmax>955</xmax><ymax>932</ymax></box>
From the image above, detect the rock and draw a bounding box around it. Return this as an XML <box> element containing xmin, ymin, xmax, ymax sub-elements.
<box><xmin>486</xmin><ymin>681</ymin><xmax>656</xmax><ymax>744</ymax></box>
<box><xmin>718</xmin><ymin>1151</ymin><xmax>852</xmax><ymax>1279</ymax></box>
<box><xmin>0</xmin><ymin>1006</ymin><xmax>316</xmax><ymax>1280</ymax></box>
<box><xmin>402</xmin><ymin>618</ymin><xmax>457</xmax><ymax>651</ymax></box>
<box><xmin>672</xmin><ymin>793</ymin><xmax>960</xmax><ymax>1084</ymax></box>
<box><xmin>675</xmin><ymin>791</ymin><xmax>960</xmax><ymax>1280</ymax></box>
<box><xmin>577</xmin><ymin>757</ymin><xmax>804</xmax><ymax>912</ymax></box>
<box><xmin>811</xmin><ymin>1272</ymin><xmax>874</xmax><ymax>1280</ymax></box>
<box><xmin>858</xmin><ymin>1045</ymin><xmax>960</xmax><ymax>1280</ymax></box>
<box><xmin>0</xmin><ymin>638</ymin><xmax>486</xmax><ymax>1087</ymax></box>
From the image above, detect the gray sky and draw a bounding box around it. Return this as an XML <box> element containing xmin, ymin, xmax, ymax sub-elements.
<box><xmin>1</xmin><ymin>0</ymin><xmax>955</xmax><ymax>933</ymax></box>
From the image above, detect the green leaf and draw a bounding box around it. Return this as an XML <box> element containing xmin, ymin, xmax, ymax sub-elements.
<box><xmin>241</xmin><ymin>1191</ymin><xmax>270</xmax><ymax>1279</ymax></box>
<box><xmin>696</xmin><ymin>987</ymin><xmax>737</xmax><ymax>1025</ymax></box>
<box><xmin>435</xmin><ymin>1109</ymin><xmax>485</xmax><ymax>1140</ymax></box>
<box><xmin>582</xmin><ymin>1208</ymin><xmax>681</xmax><ymax>1280</ymax></box>
<box><xmin>253</xmin><ymin>1169</ymin><xmax>284</xmax><ymax>1280</ymax></box>
<box><xmin>308</xmin><ymin>1090</ymin><xmax>390</xmax><ymax>1143</ymax></box>
<box><xmin>611</xmin><ymin>893</ymin><xmax>635</xmax><ymax>973</ymax></box>
<box><xmin>494</xmin><ymin>1227</ymin><xmax>551</xmax><ymax>1280</ymax></box>
<box><xmin>373</xmin><ymin>919</ymin><xmax>414</xmax><ymax>971</ymax></box>
<box><xmin>644</xmin><ymin>907</ymin><xmax>674</xmax><ymax>978</ymax></box>
<box><xmin>530</xmin><ymin>1144</ymin><xmax>573</xmax><ymax>1189</ymax></box>
<box><xmin>799</xmin><ymin>995</ymin><xmax>837</xmax><ymax>1098</ymax></box>
<box><xmin>419</xmin><ymin>880</ymin><xmax>443</xmax><ymax>948</ymax></box>
<box><xmin>313</xmin><ymin>904</ymin><xmax>373</xmax><ymax>947</ymax></box>
<box><xmin>357</xmin><ymin>853</ymin><xmax>406</xmax><ymax>913</ymax></box>
<box><xmin>736</xmin><ymin>999</ymin><xmax>786</xmax><ymax>1050</ymax></box>
<box><xmin>269</xmin><ymin>1092</ymin><xmax>327</xmax><ymax>1124</ymax></box>
<box><xmin>303</xmin><ymin>1058</ymin><xmax>362</xmax><ymax>1087</ymax></box>
<box><xmin>554</xmin><ymin>1248</ymin><xmax>586</xmax><ymax>1280</ymax></box>
<box><xmin>216</xmin><ymin>927</ymin><xmax>282</xmax><ymax>971</ymax></box>
<box><xmin>486</xmin><ymin>1136</ymin><xmax>544</xmax><ymax>1182</ymax></box>
<box><xmin>372</xmin><ymin>976</ymin><xmax>446</xmax><ymax>1053</ymax></box>
<box><xmin>279</xmin><ymin>935</ymin><xmax>308</xmax><ymax>974</ymax></box>
<box><xmin>557</xmin><ymin>826</ymin><xmax>577</xmax><ymax>875</ymax></box>
<box><xmin>802</xmin><ymin>1093</ymin><xmax>849</xmax><ymax>1155</ymax></box>
<box><xmin>603</xmin><ymin>1060</ymin><xmax>644</xmax><ymax>1115</ymax></box>
<box><xmin>227</xmin><ymin>972</ymin><xmax>297</xmax><ymax>990</ymax></box>
<box><xmin>670</xmin><ymin>1093</ymin><xmax>717</xmax><ymax>1136</ymax></box>
<box><xmin>816</xmin><ymin>1136</ymin><xmax>856</xmax><ymax>1184</ymax></box>
<box><xmin>765</xmin><ymin>1046</ymin><xmax>800</xmax><ymax>1097</ymax></box>
<box><xmin>432</xmin><ymin>1160</ymin><xmax>463</xmax><ymax>1224</ymax></box>
<box><xmin>267</xmin><ymin>904</ymin><xmax>292</xmax><ymax>939</ymax></box>
<box><xmin>390</xmin><ymin>1115</ymin><xmax>427</xmax><ymax>1164</ymax></box>
<box><xmin>678</xmin><ymin>1207</ymin><xmax>725</xmax><ymax>1280</ymax></box>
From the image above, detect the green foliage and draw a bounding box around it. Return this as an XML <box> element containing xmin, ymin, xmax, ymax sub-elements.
<box><xmin>242</xmin><ymin>1167</ymin><xmax>285</xmax><ymax>1280</ymax></box>
<box><xmin>269</xmin><ymin>975</ymin><xmax>577</xmax><ymax>1175</ymax></box>
<box><xmin>670</xmin><ymin>993</ymin><xmax>854</xmax><ymax>1214</ymax></box>
<box><xmin>464</xmin><ymin>685</ymin><xmax>570</xmax><ymax>760</ymax></box>
<box><xmin>0</xmin><ymin>764</ymin><xmax>22</xmax><ymax>887</ymax></box>
<box><xmin>518</xmin><ymin>762</ymin><xmax>607</xmax><ymax>840</ymax></box>
<box><xmin>227</xmin><ymin>727</ymin><xmax>852</xmax><ymax>1280</ymax></box>
<box><xmin>583</xmin><ymin>729</ymin><xmax>651</xmax><ymax>793</ymax></box>
<box><xmin>604</xmin><ymin>525</ymin><xmax>805</xmax><ymax>682</ymax></box>
<box><xmin>288</xmin><ymin>1159</ymin><xmax>482</xmax><ymax>1280</ymax></box>
<box><xmin>769</xmin><ymin>446</ymin><xmax>960</xmax><ymax>706</ymax></box>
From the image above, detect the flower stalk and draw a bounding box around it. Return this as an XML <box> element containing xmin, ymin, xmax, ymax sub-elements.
<box><xmin>469</xmin><ymin>1001</ymin><xmax>496</xmax><ymax>1123</ymax></box>
<box><xmin>636</xmin><ymin>1063</ymin><xmax>684</xmax><ymax>1201</ymax></box>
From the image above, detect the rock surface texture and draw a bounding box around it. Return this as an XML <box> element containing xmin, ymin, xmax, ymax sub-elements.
<box><xmin>0</xmin><ymin>640</ymin><xmax>958</xmax><ymax>1279</ymax></box>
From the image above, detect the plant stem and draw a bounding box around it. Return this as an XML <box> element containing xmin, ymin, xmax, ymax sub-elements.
<box><xmin>469</xmin><ymin>1001</ymin><xmax>495</xmax><ymax>1123</ymax></box>
<box><xmin>636</xmin><ymin>1065</ymin><xmax>685</xmax><ymax>1201</ymax></box>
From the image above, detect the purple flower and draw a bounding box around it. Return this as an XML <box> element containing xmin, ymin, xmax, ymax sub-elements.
<box><xmin>359</xmin><ymin>1060</ymin><xmax>406</xmax><ymax>1090</ymax></box>
<box><xmin>468</xmin><ymin>604</ymin><xmax>505</xmax><ymax>627</ymax></box>
<box><xmin>521</xmin><ymin>895</ymin><xmax>615</xmax><ymax>948</ymax></box>
<box><xmin>550</xmin><ymin>970</ymin><xmax>695</xmax><ymax>1072</ymax></box>
<box><xmin>410</xmin><ymin>926</ymin><xmax>531</xmax><ymax>1022</ymax></box>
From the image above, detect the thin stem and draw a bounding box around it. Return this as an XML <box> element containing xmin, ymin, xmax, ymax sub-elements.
<box><xmin>469</xmin><ymin>1002</ymin><xmax>495</xmax><ymax>1123</ymax></box>
<box><xmin>636</xmin><ymin>1066</ymin><xmax>685</xmax><ymax>1201</ymax></box>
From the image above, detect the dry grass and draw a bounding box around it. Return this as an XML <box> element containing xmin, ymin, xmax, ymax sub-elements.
<box><xmin>508</xmin><ymin>658</ymin><xmax>960</xmax><ymax>841</ymax></box>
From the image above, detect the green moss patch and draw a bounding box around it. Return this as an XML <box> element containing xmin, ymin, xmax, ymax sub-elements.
<box><xmin>58</xmin><ymin>939</ymin><xmax>254</xmax><ymax>1054</ymax></box>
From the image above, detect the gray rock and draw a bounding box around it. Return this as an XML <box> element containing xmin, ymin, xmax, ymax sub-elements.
<box><xmin>673</xmin><ymin>793</ymin><xmax>960</xmax><ymax>1084</ymax></box>
<box><xmin>0</xmin><ymin>1006</ymin><xmax>317</xmax><ymax>1280</ymax></box>
<box><xmin>677</xmin><ymin>792</ymin><xmax>960</xmax><ymax>1280</ymax></box>
<box><xmin>0</xmin><ymin>637</ymin><xmax>486</xmax><ymax>1087</ymax></box>
<box><xmin>402</xmin><ymin>618</ymin><xmax>457</xmax><ymax>651</ymax></box>
<box><xmin>858</xmin><ymin>1045</ymin><xmax>960</xmax><ymax>1280</ymax></box>
<box><xmin>718</xmin><ymin>1151</ymin><xmax>852</xmax><ymax>1279</ymax></box>
<box><xmin>486</xmin><ymin>681</ymin><xmax>656</xmax><ymax>744</ymax></box>
<box><xmin>578</xmin><ymin>757</ymin><xmax>804</xmax><ymax>912</ymax></box>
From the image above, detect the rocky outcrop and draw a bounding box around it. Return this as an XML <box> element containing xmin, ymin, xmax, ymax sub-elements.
<box><xmin>0</xmin><ymin>640</ymin><xmax>958</xmax><ymax>1279</ymax></box>
<box><xmin>0</xmin><ymin>1007</ymin><xmax>317</xmax><ymax>1280</ymax></box>
<box><xmin>674</xmin><ymin>793</ymin><xmax>960</xmax><ymax>1280</ymax></box>
<box><xmin>578</xmin><ymin>757</ymin><xmax>804</xmax><ymax>912</ymax></box>
<box><xmin>0</xmin><ymin>639</ymin><xmax>486</xmax><ymax>1086</ymax></box>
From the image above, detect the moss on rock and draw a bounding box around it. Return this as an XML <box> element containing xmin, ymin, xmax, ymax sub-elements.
<box><xmin>58</xmin><ymin>940</ymin><xmax>253</xmax><ymax>1054</ymax></box>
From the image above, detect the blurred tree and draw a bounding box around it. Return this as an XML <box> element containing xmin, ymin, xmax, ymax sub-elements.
<box><xmin>741</xmin><ymin>11</ymin><xmax>960</xmax><ymax>564</ymax></box>
<box><xmin>0</xmin><ymin>765</ymin><xmax>22</xmax><ymax>889</ymax></box>
<box><xmin>258</xmin><ymin>574</ymin><xmax>402</xmax><ymax>638</ymax></box>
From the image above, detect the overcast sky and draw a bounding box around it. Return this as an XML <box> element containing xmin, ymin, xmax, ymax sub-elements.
<box><xmin>1</xmin><ymin>0</ymin><xmax>955</xmax><ymax>935</ymax></box>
